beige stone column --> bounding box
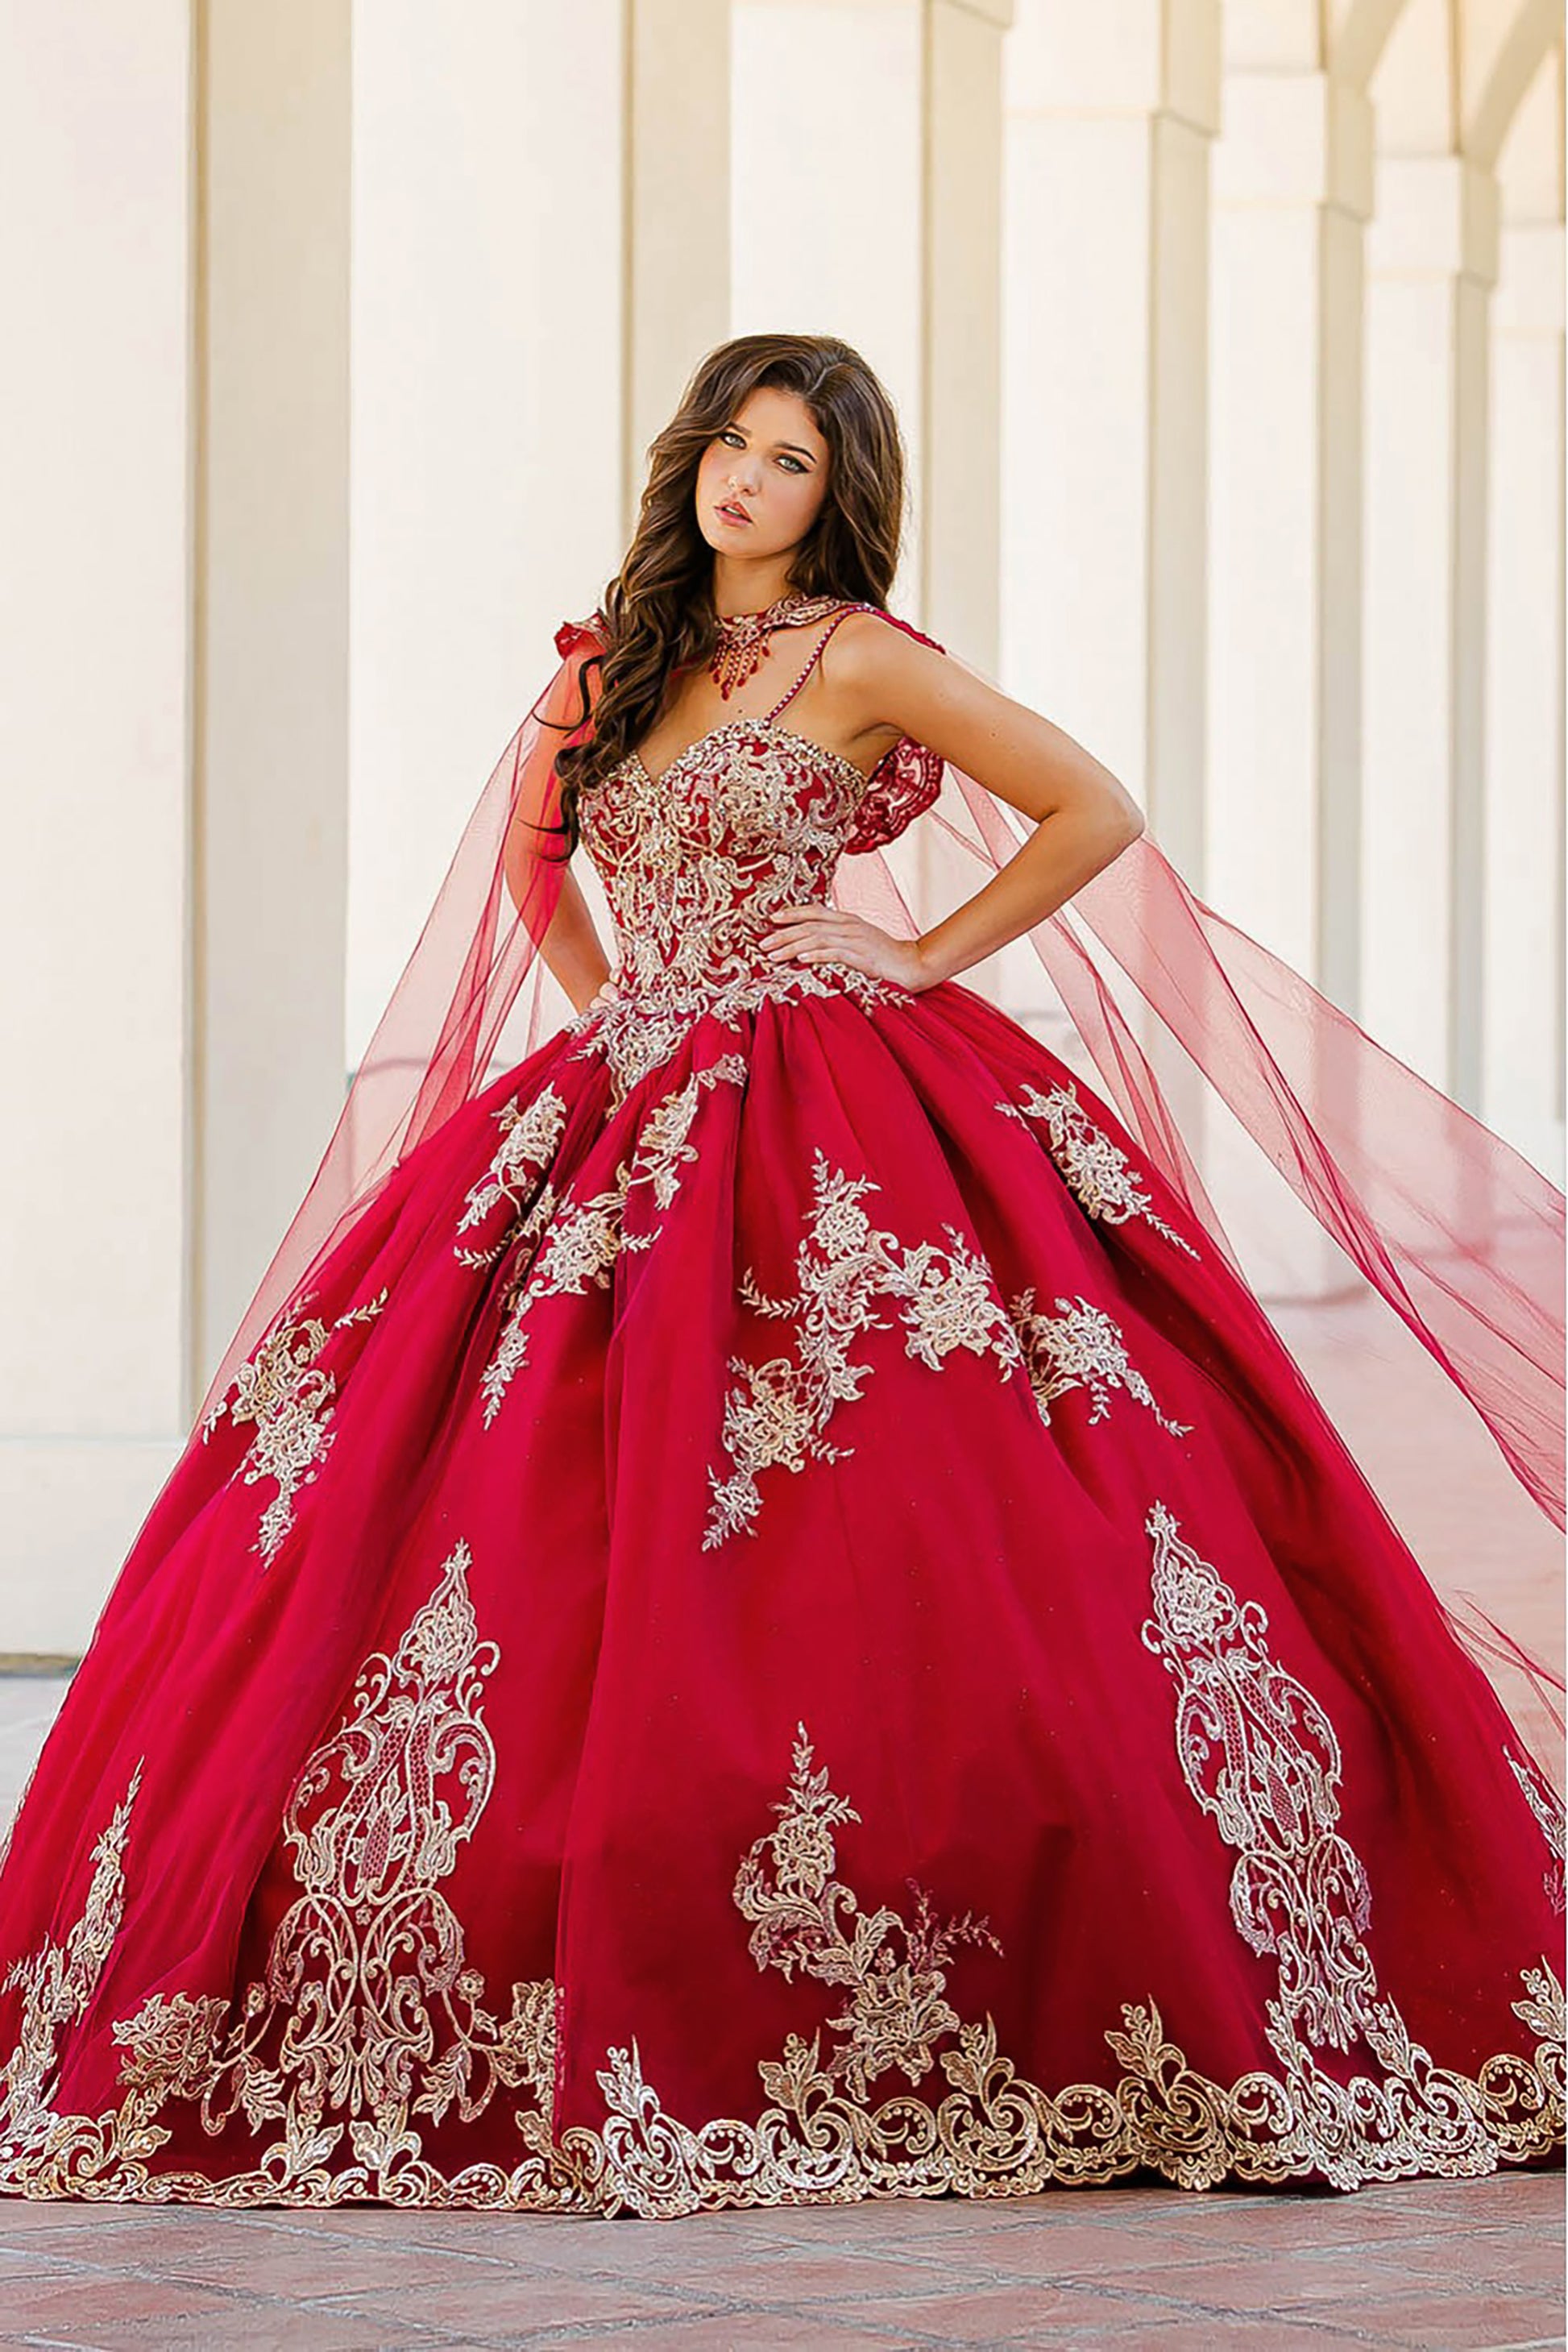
[1483,215,1564,1177]
[0,2,197,1650]
[1208,68,1373,1006]
[195,0,353,1385]
[1002,2,1219,876]
[997,0,1217,1073]
[732,0,1012,666]
[1363,154,1498,1105]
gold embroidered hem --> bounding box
[0,1551,1559,2216]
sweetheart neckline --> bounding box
[621,714,877,795]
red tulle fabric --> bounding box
[199,600,1566,1764]
[0,603,1559,2213]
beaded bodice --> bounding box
[563,602,946,1100]
[578,715,877,1002]
[575,603,946,1005]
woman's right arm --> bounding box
[530,865,616,1016]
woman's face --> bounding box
[694,386,832,565]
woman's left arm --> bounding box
[761,613,1144,991]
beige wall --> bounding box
[0,2,195,1649]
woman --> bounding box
[0,333,1560,2217]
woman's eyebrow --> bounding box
[728,422,819,463]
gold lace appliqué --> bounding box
[1010,1288,1193,1437]
[732,1724,1003,2101]
[1507,1744,1567,1916]
[704,1149,1024,1549]
[0,1545,574,2206]
[204,1291,388,1563]
[454,1083,570,1270]
[571,723,914,1105]
[480,1056,749,1427]
[998,1080,1199,1257]
[1138,1497,1563,2176]
[0,1764,143,2152]
[0,1690,1559,2212]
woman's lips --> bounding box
[717,502,752,527]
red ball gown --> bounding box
[0,604,1561,2217]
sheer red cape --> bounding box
[201,611,1566,1778]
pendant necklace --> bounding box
[708,591,845,699]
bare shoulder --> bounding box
[821,606,945,720]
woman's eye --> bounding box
[716,428,807,475]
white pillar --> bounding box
[998,0,1217,1060]
[732,0,1011,666]
[1208,69,1372,1005]
[1363,155,1499,1104]
[1002,2,1219,874]
[1198,59,1375,1300]
[1483,218,1564,1177]
[0,4,195,1652]
[196,0,353,1384]
[348,0,731,1069]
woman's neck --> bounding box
[711,558,799,620]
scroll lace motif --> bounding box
[1136,1495,1560,2185]
[0,1689,1559,2211]
[0,1547,564,2204]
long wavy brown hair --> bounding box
[545,333,908,858]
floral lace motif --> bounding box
[479,1056,749,1427]
[705,1154,1190,1549]
[732,1724,1003,2101]
[1010,1289,1192,1437]
[704,1151,1024,1549]
[204,1292,388,1563]
[998,1080,1199,1257]
[455,1085,570,1269]
[1507,1745,1567,1915]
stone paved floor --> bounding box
[0,1292,1562,2349]
[0,2167,1560,2349]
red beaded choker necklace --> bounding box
[708,591,845,699]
